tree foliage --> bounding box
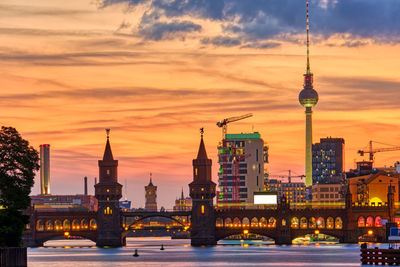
[0,126,39,247]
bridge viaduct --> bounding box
[23,132,396,247]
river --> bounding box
[28,237,366,266]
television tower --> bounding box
[299,1,318,187]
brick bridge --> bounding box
[23,132,396,247]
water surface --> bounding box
[28,237,364,266]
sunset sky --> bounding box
[2,0,400,208]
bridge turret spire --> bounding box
[95,129,123,247]
[189,128,216,246]
[103,128,114,161]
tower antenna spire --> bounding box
[306,0,311,74]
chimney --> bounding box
[39,144,50,195]
[84,176,88,195]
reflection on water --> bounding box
[28,237,362,267]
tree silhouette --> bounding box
[0,126,39,247]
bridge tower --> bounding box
[189,128,216,246]
[95,129,124,247]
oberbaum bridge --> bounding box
[23,131,396,247]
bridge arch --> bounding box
[89,219,97,230]
[37,232,97,245]
[233,217,241,227]
[309,217,316,229]
[366,216,373,227]
[242,217,250,228]
[72,219,80,230]
[326,217,334,229]
[291,217,299,229]
[54,220,62,231]
[268,217,276,228]
[375,216,382,227]
[335,217,343,229]
[251,217,258,227]
[358,216,365,227]
[45,220,53,231]
[260,217,267,227]
[63,219,71,231]
[300,217,307,229]
[225,217,232,227]
[317,217,325,229]
[216,230,277,243]
[81,219,89,230]
[126,214,186,229]
[36,220,44,232]
[216,217,223,227]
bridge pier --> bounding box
[274,230,292,245]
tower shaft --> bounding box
[305,107,313,187]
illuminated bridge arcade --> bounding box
[23,131,396,247]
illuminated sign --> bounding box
[254,192,277,205]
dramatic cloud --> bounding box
[139,20,202,41]
[101,0,400,45]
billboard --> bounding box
[254,192,278,205]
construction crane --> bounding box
[358,140,400,163]
[269,170,305,184]
[217,113,253,139]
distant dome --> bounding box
[299,88,318,107]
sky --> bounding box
[2,0,400,209]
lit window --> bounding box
[195,168,198,175]
[201,205,205,214]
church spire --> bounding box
[103,128,114,161]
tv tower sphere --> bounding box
[299,81,318,107]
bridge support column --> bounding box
[339,230,359,243]
[275,230,292,245]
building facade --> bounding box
[173,189,192,211]
[348,172,400,205]
[145,176,157,211]
[311,183,342,205]
[312,137,345,184]
[217,132,268,207]
[281,182,306,204]
[31,194,98,211]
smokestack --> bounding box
[40,144,50,195]
[84,176,88,195]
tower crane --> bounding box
[217,113,253,139]
[269,170,305,184]
[358,140,400,163]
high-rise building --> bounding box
[312,137,345,184]
[299,1,318,187]
[145,174,157,211]
[39,144,50,195]
[217,132,268,207]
